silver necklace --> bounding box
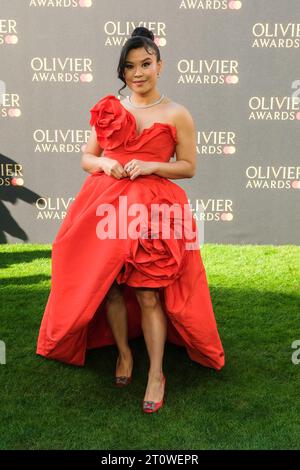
[126,93,165,108]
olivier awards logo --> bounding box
[29,0,93,8]
[248,97,300,121]
[0,163,24,187]
[0,82,21,118]
[104,22,167,47]
[245,166,300,190]
[36,197,75,220]
[30,57,93,83]
[252,23,300,48]
[178,0,242,11]
[198,130,237,157]
[0,19,18,45]
[177,59,239,85]
[33,129,91,154]
[188,198,234,222]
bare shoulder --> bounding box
[165,99,195,130]
[119,96,129,110]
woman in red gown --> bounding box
[36,27,225,413]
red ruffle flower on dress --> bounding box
[89,94,178,151]
[116,196,194,288]
[89,94,135,150]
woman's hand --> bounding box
[124,160,156,181]
[100,157,127,179]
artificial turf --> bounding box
[0,243,299,450]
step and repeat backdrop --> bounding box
[0,0,299,245]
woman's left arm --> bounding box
[151,106,197,179]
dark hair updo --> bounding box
[117,26,161,97]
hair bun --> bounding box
[131,26,154,42]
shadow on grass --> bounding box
[0,247,51,270]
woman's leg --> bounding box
[134,287,167,402]
[105,281,133,376]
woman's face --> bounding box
[123,47,162,94]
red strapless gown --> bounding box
[36,94,225,371]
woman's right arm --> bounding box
[80,127,127,179]
[80,127,106,174]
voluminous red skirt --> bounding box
[36,172,225,371]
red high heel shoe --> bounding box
[115,354,133,387]
[142,375,166,413]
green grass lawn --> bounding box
[0,243,299,450]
